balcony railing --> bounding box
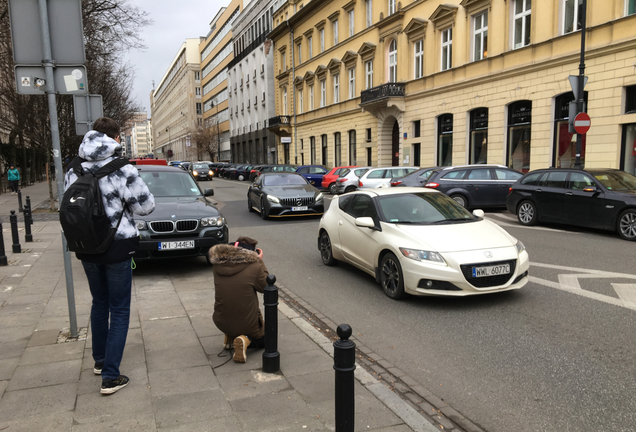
[268,115,291,128]
[360,83,405,104]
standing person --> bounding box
[64,117,155,395]
[7,164,20,195]
[208,236,269,363]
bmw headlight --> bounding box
[209,170,214,175]
[136,220,148,230]
[316,192,324,201]
[193,171,199,176]
[515,239,526,255]
[201,217,225,227]
[399,248,447,265]
[267,195,280,203]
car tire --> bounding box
[328,183,337,195]
[517,200,538,226]
[617,209,636,241]
[450,194,468,208]
[380,253,406,300]
[260,197,269,220]
[247,195,254,212]
[319,231,337,266]
[238,174,244,181]
[344,186,356,193]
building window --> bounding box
[563,0,583,34]
[349,10,355,37]
[320,79,326,107]
[334,132,342,166]
[413,120,421,138]
[320,29,325,52]
[414,39,423,79]
[195,87,201,96]
[310,136,316,164]
[348,68,356,99]
[365,60,373,89]
[553,92,587,168]
[283,87,288,115]
[299,89,303,114]
[333,20,339,45]
[508,100,532,173]
[349,130,357,165]
[194,71,200,80]
[389,0,396,15]
[626,85,636,113]
[513,0,531,49]
[333,74,340,103]
[366,0,373,27]
[297,43,302,63]
[322,134,328,165]
[473,11,488,61]
[437,114,453,166]
[282,52,287,71]
[470,108,489,164]
[388,39,397,82]
[441,28,452,71]
[629,0,636,15]
[308,36,313,59]
[309,84,315,110]
[196,103,202,115]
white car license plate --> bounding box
[159,240,195,250]
[472,264,510,278]
[292,206,308,211]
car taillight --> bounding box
[391,181,403,186]
[358,181,363,187]
[508,187,513,195]
[338,178,346,183]
[424,182,439,188]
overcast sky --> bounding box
[122,0,228,115]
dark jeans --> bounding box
[9,180,19,193]
[81,259,132,380]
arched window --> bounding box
[388,39,397,83]
[437,114,453,166]
[507,100,532,173]
[470,108,488,164]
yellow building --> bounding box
[268,0,636,174]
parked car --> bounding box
[506,168,636,241]
[336,167,373,194]
[249,165,264,182]
[357,167,419,190]
[130,159,168,166]
[134,165,228,261]
[296,165,329,188]
[235,165,253,181]
[177,162,191,171]
[247,172,324,219]
[218,163,239,178]
[221,164,240,179]
[391,167,442,187]
[424,165,523,209]
[190,163,214,181]
[317,187,529,299]
[168,160,183,167]
[322,166,357,194]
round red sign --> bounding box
[573,112,591,134]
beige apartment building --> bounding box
[120,112,153,158]
[199,0,244,162]
[268,0,636,174]
[150,39,203,163]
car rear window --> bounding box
[495,169,523,180]
[367,170,386,179]
[441,170,467,179]
[520,172,543,185]
[354,168,369,177]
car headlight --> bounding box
[316,192,323,201]
[399,247,447,265]
[201,217,225,227]
[515,239,526,255]
[209,170,214,175]
[193,171,198,176]
[136,220,147,230]
[267,195,280,204]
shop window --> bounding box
[334,132,342,166]
[349,130,357,165]
[322,134,328,166]
[553,92,588,168]
[470,108,488,164]
[507,100,532,173]
[437,114,453,166]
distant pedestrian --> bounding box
[208,236,268,363]
[7,164,19,195]
[64,117,155,395]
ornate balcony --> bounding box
[267,115,292,136]
[359,83,406,116]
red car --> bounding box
[322,166,357,194]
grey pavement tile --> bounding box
[208,348,264,372]
[146,345,209,373]
[279,331,324,354]
[0,412,74,432]
[157,417,241,432]
[199,334,225,356]
[20,340,85,365]
[71,414,157,432]
[148,365,219,397]
[287,370,334,404]
[77,367,103,396]
[0,302,46,316]
[138,306,189,322]
[7,359,81,391]
[217,369,292,401]
[279,347,334,378]
[176,289,215,307]
[277,316,304,335]
[0,380,7,399]
[0,357,20,380]
[120,342,146,366]
[143,329,201,352]
[0,382,78,421]
[4,293,51,305]
[0,323,34,343]
[188,314,222,338]
[152,389,233,429]
[140,316,193,334]
[35,313,90,331]
[27,328,60,346]
[0,339,29,360]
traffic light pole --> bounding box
[574,0,587,169]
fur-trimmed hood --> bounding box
[209,244,261,277]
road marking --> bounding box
[486,217,578,233]
[612,284,636,307]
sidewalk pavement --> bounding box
[0,215,453,432]
[0,179,57,220]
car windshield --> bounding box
[377,192,476,224]
[263,174,308,186]
[591,171,636,191]
[193,164,208,170]
[140,171,202,197]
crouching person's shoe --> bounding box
[233,336,251,363]
[223,334,232,350]
[101,375,129,395]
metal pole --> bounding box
[17,190,23,212]
[10,210,21,254]
[574,0,587,169]
[262,274,280,373]
[0,220,8,266]
[26,196,33,226]
[23,204,32,243]
[38,0,78,338]
[334,324,356,432]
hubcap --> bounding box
[320,234,331,261]
[620,213,636,238]
[453,196,465,207]
[382,259,399,293]
[519,203,534,223]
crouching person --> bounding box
[208,236,268,363]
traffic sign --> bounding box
[73,95,103,135]
[568,75,588,100]
[15,65,87,95]
[573,112,591,134]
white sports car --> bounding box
[317,187,529,299]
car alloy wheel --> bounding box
[518,201,538,226]
[618,210,636,241]
[451,194,467,208]
[247,195,254,212]
[319,231,337,266]
[238,174,244,181]
[380,253,406,300]
[260,197,268,220]
[329,183,337,194]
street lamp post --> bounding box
[574,0,587,169]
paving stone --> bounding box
[152,389,233,429]
[286,369,334,403]
[71,414,157,432]
[189,314,221,338]
[0,412,74,432]
[0,339,29,360]
[26,328,60,346]
[20,340,84,365]
[157,417,241,431]
[279,347,334,378]
[0,357,20,380]
[143,329,201,352]
[146,345,209,373]
[217,369,291,401]
[0,311,42,327]
[279,330,324,354]
[0,382,77,421]
[7,359,81,391]
[148,365,219,397]
[140,316,192,334]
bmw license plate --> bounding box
[472,264,510,278]
[159,241,195,250]
[291,206,308,211]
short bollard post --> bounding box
[0,221,8,266]
[262,274,280,373]
[25,196,33,226]
[23,205,33,242]
[334,324,356,432]
[17,190,23,212]
[10,210,21,253]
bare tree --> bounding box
[191,122,221,162]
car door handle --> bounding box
[536,189,543,193]
[467,184,474,187]
[338,220,343,226]
[565,192,573,196]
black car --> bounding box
[235,165,253,181]
[424,164,523,209]
[190,163,214,181]
[392,166,442,187]
[135,165,229,260]
[247,172,324,219]
[506,168,636,241]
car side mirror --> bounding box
[355,217,377,229]
[583,186,598,193]
[472,209,485,218]
[204,189,214,196]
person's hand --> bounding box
[256,248,263,259]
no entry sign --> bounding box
[574,112,591,134]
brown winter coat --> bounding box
[209,243,269,339]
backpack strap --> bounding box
[69,156,87,177]
[93,157,131,179]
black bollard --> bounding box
[334,324,356,432]
[0,221,7,266]
[23,205,32,242]
[17,190,23,212]
[262,274,280,373]
[10,210,21,253]
[25,196,33,226]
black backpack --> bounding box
[59,157,130,254]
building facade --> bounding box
[120,112,153,158]
[228,0,281,164]
[150,39,202,163]
[268,0,636,174]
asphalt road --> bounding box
[157,178,636,432]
